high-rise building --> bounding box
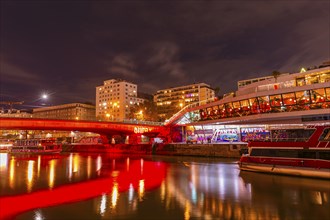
[33,103,96,120]
[96,79,144,121]
[154,83,215,120]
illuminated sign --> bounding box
[134,127,151,134]
[241,127,268,133]
[217,128,238,134]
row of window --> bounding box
[103,82,136,88]
[98,97,140,103]
[250,149,330,160]
[99,93,136,99]
[199,87,330,121]
[238,71,329,89]
[99,88,137,95]
[156,89,200,97]
[157,86,199,94]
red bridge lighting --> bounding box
[0,160,168,219]
[0,118,169,137]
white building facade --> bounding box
[96,79,144,121]
[33,103,96,120]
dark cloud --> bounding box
[0,0,329,107]
[147,42,186,79]
[106,54,139,79]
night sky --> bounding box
[1,1,329,109]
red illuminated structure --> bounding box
[165,66,330,125]
[239,125,330,179]
[0,117,171,143]
[0,159,167,219]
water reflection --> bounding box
[0,154,329,220]
[238,171,330,220]
[0,153,8,170]
[27,160,34,192]
[48,160,55,189]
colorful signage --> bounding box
[134,127,151,134]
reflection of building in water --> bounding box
[1,154,329,219]
[162,163,255,219]
[160,162,330,220]
[239,171,330,219]
[89,159,330,219]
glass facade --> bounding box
[198,87,330,122]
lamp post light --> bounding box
[106,113,111,121]
[138,110,144,121]
[42,94,48,100]
[40,92,50,106]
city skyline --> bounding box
[1,1,329,108]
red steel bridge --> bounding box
[0,117,171,142]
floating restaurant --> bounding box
[166,63,330,144]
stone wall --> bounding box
[155,143,247,158]
[63,143,248,158]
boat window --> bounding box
[298,151,316,159]
[319,72,330,83]
[276,150,298,158]
[296,77,306,86]
[295,90,311,110]
[251,149,324,159]
[271,129,314,142]
[250,149,276,157]
[232,101,240,109]
[326,88,330,101]
[269,94,282,107]
[305,74,319,85]
[319,128,330,141]
[258,96,271,113]
[311,89,326,102]
[282,93,296,106]
[319,152,330,160]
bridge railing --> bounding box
[164,97,217,125]
[122,119,164,126]
[0,116,164,127]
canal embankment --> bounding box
[62,142,248,158]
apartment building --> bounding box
[33,103,96,120]
[96,79,144,121]
[154,83,215,120]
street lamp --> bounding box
[39,92,51,106]
[138,110,143,121]
[106,113,110,121]
[42,94,48,100]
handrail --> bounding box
[164,97,217,125]
[249,137,310,142]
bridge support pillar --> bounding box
[100,135,110,144]
[128,134,139,145]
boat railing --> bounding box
[272,137,310,142]
[249,137,310,142]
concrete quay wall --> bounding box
[63,143,248,158]
[155,143,247,158]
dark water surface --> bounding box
[0,152,329,220]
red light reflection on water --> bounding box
[0,158,167,220]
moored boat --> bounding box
[238,124,330,179]
[9,138,62,154]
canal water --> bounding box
[0,152,329,220]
